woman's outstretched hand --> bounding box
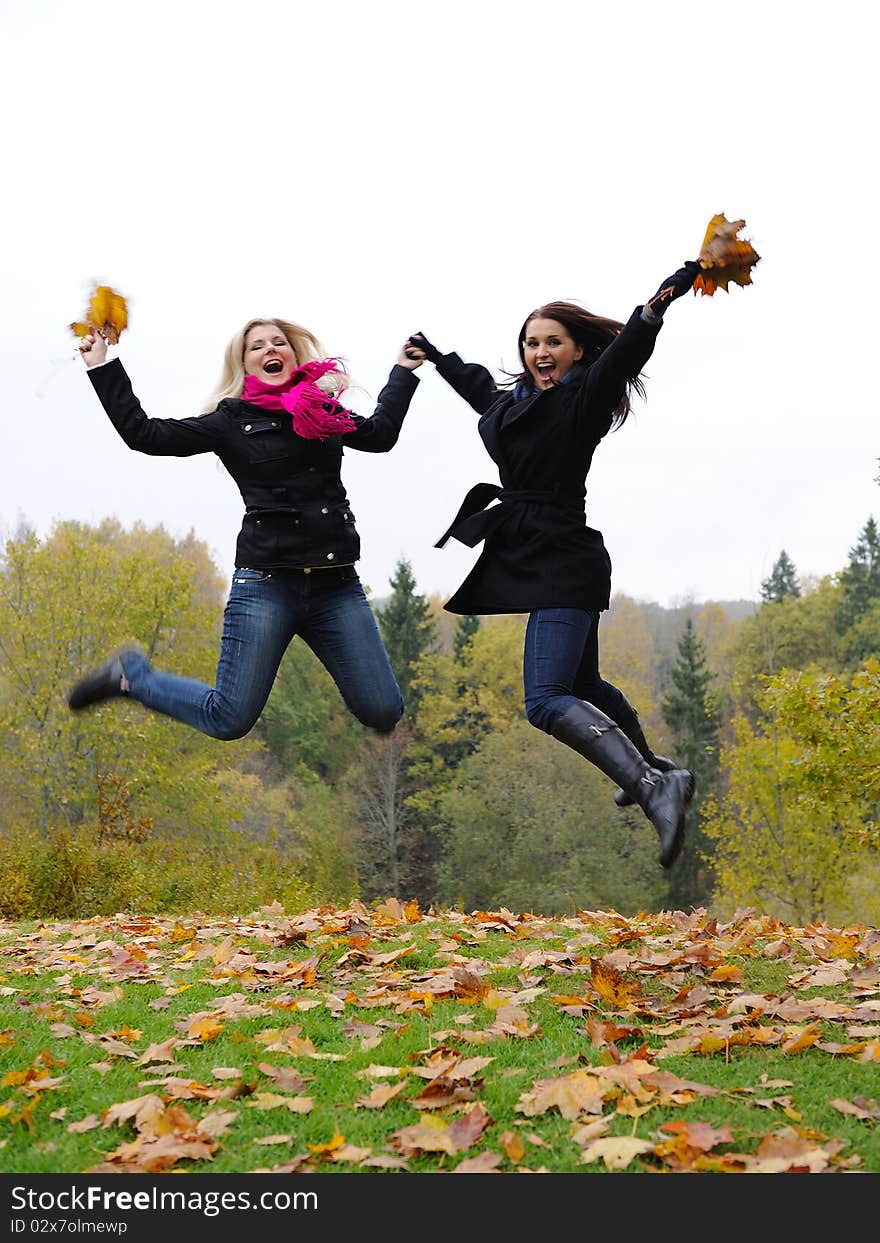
[405,331,443,364]
[398,339,424,370]
[77,325,108,368]
[647,261,702,314]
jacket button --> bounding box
[321,507,329,514]
[244,424,252,431]
[326,553,335,560]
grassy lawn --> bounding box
[1,902,878,1175]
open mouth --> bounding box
[263,359,283,375]
[537,363,555,381]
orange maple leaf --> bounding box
[694,214,761,296]
[69,283,129,344]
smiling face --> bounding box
[243,322,298,385]
[522,317,584,389]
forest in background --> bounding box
[1,494,878,927]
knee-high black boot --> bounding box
[551,701,694,868]
[609,694,676,808]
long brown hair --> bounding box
[513,300,646,427]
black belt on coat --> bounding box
[435,484,585,549]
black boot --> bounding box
[608,693,676,807]
[551,701,694,868]
[68,649,139,712]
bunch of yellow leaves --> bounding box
[69,284,129,344]
[694,214,761,296]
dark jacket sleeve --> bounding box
[87,358,224,455]
[342,364,420,453]
[433,352,500,415]
[578,307,662,422]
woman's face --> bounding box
[243,322,297,385]
[522,317,583,389]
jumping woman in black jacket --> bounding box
[68,317,421,740]
[405,261,701,868]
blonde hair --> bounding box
[204,317,351,411]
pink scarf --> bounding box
[241,358,356,440]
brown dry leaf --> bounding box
[361,1154,410,1169]
[781,1022,823,1053]
[246,1092,314,1114]
[452,1151,503,1173]
[579,1136,655,1170]
[830,1096,880,1121]
[590,958,642,1008]
[391,1114,459,1158]
[516,1070,607,1120]
[187,1017,224,1042]
[102,1093,165,1130]
[694,214,760,295]
[354,1081,408,1110]
[67,1115,101,1133]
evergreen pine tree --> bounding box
[760,549,801,603]
[661,619,721,908]
[837,516,880,632]
[453,614,480,664]
[377,558,435,711]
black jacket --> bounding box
[87,358,419,570]
[433,307,662,615]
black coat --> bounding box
[87,358,419,570]
[434,308,662,615]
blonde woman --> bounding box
[69,317,420,741]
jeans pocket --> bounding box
[233,567,273,584]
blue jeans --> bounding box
[523,608,629,735]
[119,566,404,740]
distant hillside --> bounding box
[373,589,757,663]
[631,598,757,663]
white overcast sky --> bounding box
[2,0,876,607]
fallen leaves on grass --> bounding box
[1,903,878,1173]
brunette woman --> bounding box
[405,262,701,868]
[68,317,421,741]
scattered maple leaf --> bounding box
[694,214,761,295]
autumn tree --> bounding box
[702,661,880,924]
[436,720,665,915]
[350,725,414,901]
[728,578,842,720]
[378,558,436,711]
[760,550,801,604]
[0,520,261,845]
[258,640,365,782]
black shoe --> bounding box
[641,769,695,868]
[68,650,137,712]
[614,754,676,807]
[551,701,695,869]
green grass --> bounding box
[1,905,878,1175]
